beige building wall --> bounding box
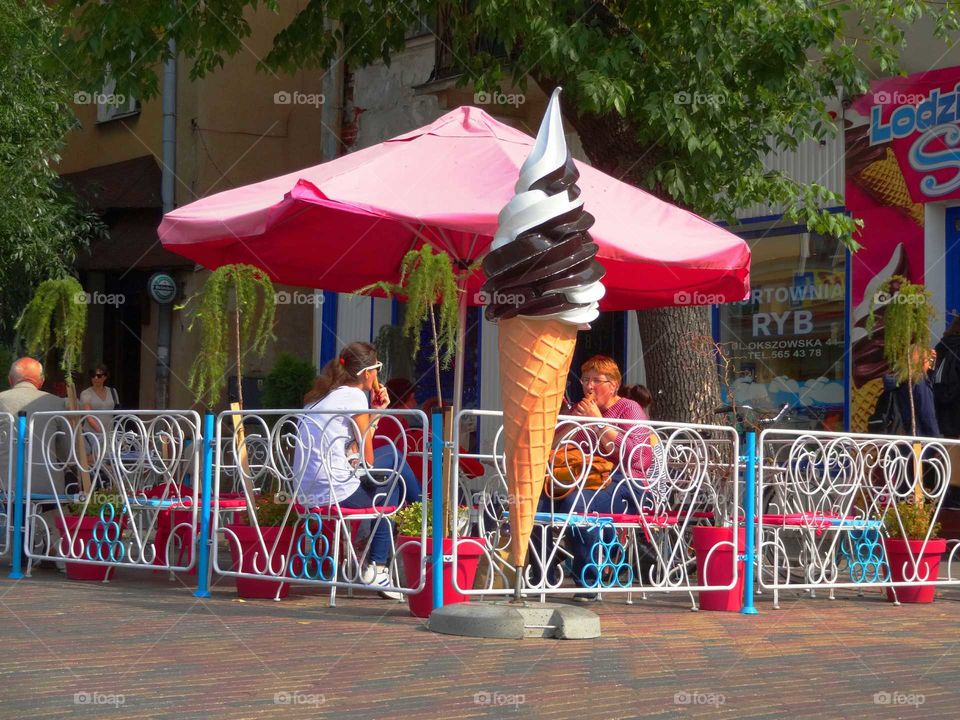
[59,2,330,411]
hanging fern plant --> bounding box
[360,246,466,405]
[178,264,276,407]
[16,277,87,394]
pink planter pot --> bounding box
[227,524,295,599]
[55,514,127,582]
[398,536,486,618]
[883,537,946,604]
[692,525,746,612]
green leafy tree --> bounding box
[56,0,960,421]
[0,0,105,345]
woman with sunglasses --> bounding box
[296,341,410,599]
[79,363,119,438]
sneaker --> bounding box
[571,592,599,603]
[369,563,403,601]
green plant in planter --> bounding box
[262,352,316,409]
[16,277,86,397]
[394,501,469,538]
[252,494,294,527]
[360,246,468,407]
[884,500,941,541]
[178,264,276,407]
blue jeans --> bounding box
[339,479,400,565]
[372,444,421,504]
[535,479,645,588]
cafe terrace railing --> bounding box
[207,409,429,603]
[756,428,960,607]
[449,410,743,606]
[20,410,201,574]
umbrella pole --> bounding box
[442,282,469,538]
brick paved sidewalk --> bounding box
[0,569,957,719]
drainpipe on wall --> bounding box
[156,39,176,409]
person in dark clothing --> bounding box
[934,318,960,508]
[934,317,960,438]
[887,372,941,438]
[880,346,940,437]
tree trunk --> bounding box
[635,306,720,424]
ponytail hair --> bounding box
[304,341,379,405]
[619,383,653,411]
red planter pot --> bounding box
[883,537,946,604]
[55,514,127,582]
[692,525,746,612]
[227,524,296,599]
[398,535,486,618]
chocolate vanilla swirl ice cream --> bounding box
[481,105,605,323]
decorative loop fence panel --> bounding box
[23,411,202,574]
[757,429,960,606]
[211,409,429,603]
[450,410,742,606]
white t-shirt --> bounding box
[294,385,369,506]
[79,386,117,442]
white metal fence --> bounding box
[22,411,201,574]
[0,412,14,556]
[450,410,742,606]
[209,409,429,604]
[757,428,960,606]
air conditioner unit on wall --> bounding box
[95,76,140,123]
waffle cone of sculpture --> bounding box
[851,377,885,433]
[499,316,578,567]
[859,149,925,226]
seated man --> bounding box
[0,358,69,564]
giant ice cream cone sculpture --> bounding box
[482,88,605,568]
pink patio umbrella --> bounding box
[159,106,750,311]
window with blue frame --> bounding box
[716,230,847,430]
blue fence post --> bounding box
[194,412,215,598]
[741,431,759,615]
[431,411,444,610]
[8,412,27,580]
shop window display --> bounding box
[717,231,846,430]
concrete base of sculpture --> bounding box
[427,601,601,640]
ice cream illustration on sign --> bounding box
[481,87,606,574]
